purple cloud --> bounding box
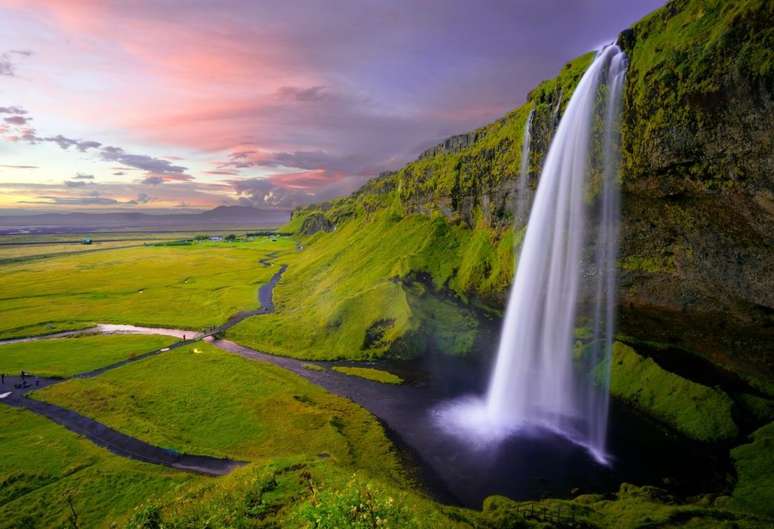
[4,115,28,125]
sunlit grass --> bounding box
[332,366,403,384]
[0,406,198,529]
[0,334,176,377]
[0,238,294,340]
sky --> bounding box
[0,0,664,213]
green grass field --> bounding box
[0,334,176,377]
[34,343,404,480]
[332,366,404,384]
[0,241,147,261]
[0,406,198,529]
[0,238,294,340]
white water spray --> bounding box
[436,45,627,464]
[516,109,534,224]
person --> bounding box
[1,373,4,384]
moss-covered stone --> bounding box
[731,421,774,516]
[605,342,738,442]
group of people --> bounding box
[0,371,40,389]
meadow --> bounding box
[0,406,199,529]
[34,342,404,474]
[0,241,150,262]
[0,237,295,340]
[0,334,176,377]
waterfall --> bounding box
[516,109,534,224]
[435,44,626,465]
[487,44,626,462]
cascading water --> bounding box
[436,44,626,465]
[516,108,534,224]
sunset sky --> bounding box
[0,0,663,213]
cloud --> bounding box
[228,170,365,209]
[0,164,38,169]
[141,175,164,185]
[1,106,193,185]
[276,85,328,102]
[21,195,121,206]
[0,106,27,114]
[43,134,102,151]
[113,171,125,176]
[74,173,95,179]
[3,115,28,125]
[0,49,32,77]
[100,146,191,181]
[65,180,88,187]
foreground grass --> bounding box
[123,458,482,529]
[0,334,176,377]
[35,343,404,481]
[0,406,197,529]
[0,239,294,339]
[333,366,403,384]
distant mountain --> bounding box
[0,206,290,234]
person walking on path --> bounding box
[1,373,4,385]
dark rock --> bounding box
[299,212,334,235]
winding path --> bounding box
[1,378,241,476]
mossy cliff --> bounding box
[272,0,773,389]
[602,342,738,442]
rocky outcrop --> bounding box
[299,212,334,235]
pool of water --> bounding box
[314,352,727,508]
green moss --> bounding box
[731,421,774,517]
[482,483,774,529]
[620,255,677,273]
[623,0,773,191]
[302,362,326,372]
[603,342,738,442]
[735,393,774,426]
[332,366,403,385]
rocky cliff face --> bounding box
[290,0,773,386]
